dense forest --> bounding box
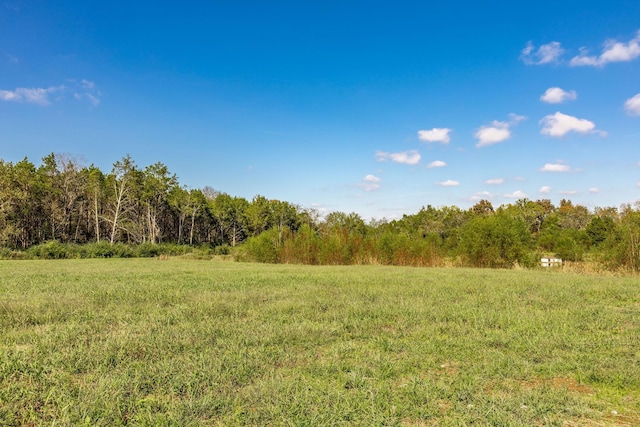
[1,153,639,272]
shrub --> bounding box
[26,241,72,259]
[0,247,22,260]
[236,230,280,263]
[134,242,162,258]
[458,214,533,268]
[214,244,232,256]
[79,242,133,258]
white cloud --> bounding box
[540,163,571,172]
[504,190,528,199]
[637,181,640,188]
[470,191,494,201]
[81,79,96,89]
[485,178,504,185]
[570,30,640,67]
[540,87,577,104]
[540,112,605,137]
[0,90,19,101]
[437,180,460,187]
[475,114,524,147]
[418,128,451,144]
[475,121,510,147]
[539,186,552,194]
[558,190,578,195]
[0,86,61,105]
[375,150,421,165]
[359,174,381,191]
[589,187,600,193]
[521,41,564,65]
[0,80,100,106]
[624,93,640,116]
[310,203,329,215]
[509,113,526,123]
[427,160,446,168]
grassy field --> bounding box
[0,259,639,426]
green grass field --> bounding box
[1,259,639,426]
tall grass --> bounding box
[1,259,638,425]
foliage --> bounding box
[458,214,533,268]
[586,215,617,247]
[26,240,73,259]
[601,210,640,272]
[21,242,205,259]
[2,153,640,271]
[553,229,587,262]
[235,228,281,263]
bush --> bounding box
[79,242,134,258]
[236,230,280,263]
[214,244,232,256]
[601,213,640,272]
[0,247,23,260]
[555,233,584,262]
[26,241,74,259]
[458,214,533,268]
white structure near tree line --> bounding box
[541,257,563,267]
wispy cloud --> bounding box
[539,186,552,194]
[0,80,101,106]
[521,41,564,65]
[81,79,95,89]
[540,87,577,104]
[540,112,605,137]
[589,187,600,194]
[558,190,578,195]
[540,163,571,172]
[624,93,640,116]
[418,128,451,144]
[504,190,528,199]
[375,150,421,165]
[475,114,525,147]
[72,79,101,106]
[436,179,460,187]
[74,92,101,106]
[484,178,504,185]
[570,30,640,67]
[427,160,446,168]
[359,174,381,191]
[0,86,62,106]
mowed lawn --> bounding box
[1,259,639,426]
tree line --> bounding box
[1,153,639,272]
[0,153,301,249]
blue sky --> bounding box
[1,1,639,219]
